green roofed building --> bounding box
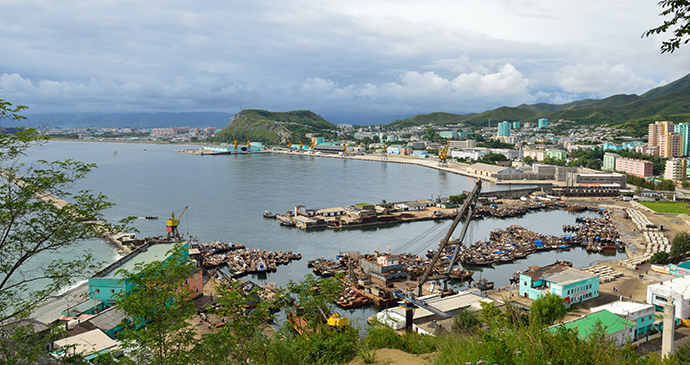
[551,309,635,347]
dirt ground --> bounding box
[345,348,436,365]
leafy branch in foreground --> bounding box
[643,0,690,53]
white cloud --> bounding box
[556,63,661,97]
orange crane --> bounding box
[166,206,188,241]
[381,141,391,160]
[246,134,251,148]
[232,133,238,149]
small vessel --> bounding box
[474,278,494,291]
[145,216,158,220]
[263,211,276,219]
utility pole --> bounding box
[662,297,676,358]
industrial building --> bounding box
[590,301,656,338]
[647,276,690,318]
[519,263,599,307]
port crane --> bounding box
[438,138,450,167]
[166,206,188,241]
[415,179,482,296]
[232,133,238,149]
[381,141,391,161]
[392,289,451,332]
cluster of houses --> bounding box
[27,242,203,360]
[375,260,690,351]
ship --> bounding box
[474,278,494,291]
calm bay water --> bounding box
[25,141,625,322]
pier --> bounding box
[0,169,133,253]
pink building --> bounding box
[615,157,653,178]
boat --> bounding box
[144,216,158,220]
[474,278,494,291]
[263,211,276,219]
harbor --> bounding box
[25,142,688,328]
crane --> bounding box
[298,140,304,150]
[232,133,238,149]
[392,289,451,332]
[438,138,450,167]
[166,206,188,241]
[246,134,251,148]
[381,141,391,161]
[415,179,481,296]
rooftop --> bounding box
[53,329,119,355]
[104,242,178,279]
[590,301,654,316]
[554,309,635,338]
[544,268,598,286]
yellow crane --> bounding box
[438,138,450,167]
[298,140,304,149]
[166,206,188,241]
[246,133,251,148]
[309,139,316,149]
[381,141,391,160]
[232,133,238,149]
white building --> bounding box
[376,290,493,334]
[590,301,656,338]
[647,276,690,319]
[450,150,486,160]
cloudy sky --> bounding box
[1,0,689,124]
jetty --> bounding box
[0,169,135,253]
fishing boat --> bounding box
[263,211,276,219]
[474,278,494,291]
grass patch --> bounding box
[638,201,690,214]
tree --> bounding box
[0,98,131,323]
[452,307,480,334]
[522,156,535,166]
[114,244,200,365]
[530,293,566,326]
[644,0,690,53]
[651,251,670,264]
[670,231,690,259]
[682,180,689,189]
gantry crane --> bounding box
[438,138,450,167]
[166,206,188,241]
[415,179,481,295]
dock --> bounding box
[0,169,134,253]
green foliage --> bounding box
[434,320,649,365]
[114,244,200,365]
[479,301,504,326]
[541,156,567,166]
[448,193,468,204]
[651,251,671,264]
[366,319,437,354]
[479,152,508,165]
[357,344,377,364]
[386,112,469,129]
[252,325,359,365]
[522,156,535,166]
[210,109,336,145]
[670,231,690,259]
[529,293,566,326]
[451,307,480,334]
[0,99,133,324]
[643,0,690,53]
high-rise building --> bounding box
[674,123,690,156]
[603,152,619,171]
[538,118,548,128]
[665,159,687,182]
[497,121,511,137]
[512,121,521,129]
[660,132,682,158]
[648,121,674,156]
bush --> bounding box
[366,320,437,355]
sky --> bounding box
[1,0,689,125]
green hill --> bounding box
[384,72,690,128]
[210,109,336,145]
